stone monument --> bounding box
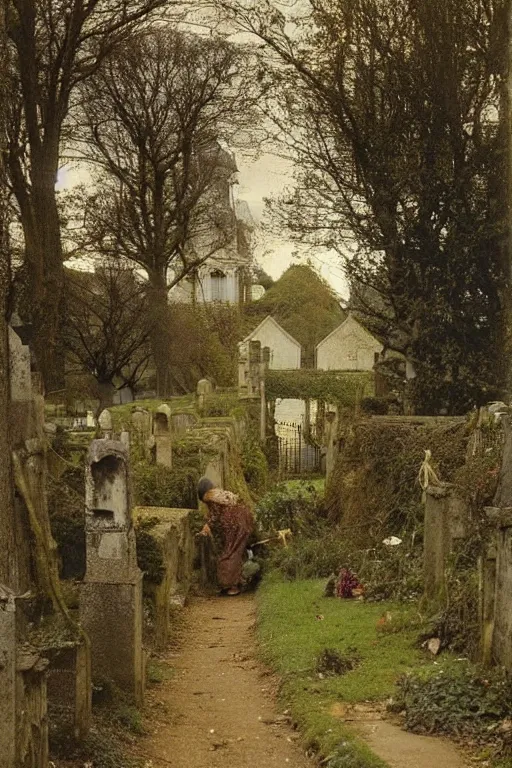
[80,440,144,704]
[197,378,213,411]
[154,404,172,468]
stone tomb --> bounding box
[154,404,172,468]
[80,440,144,705]
[133,507,195,649]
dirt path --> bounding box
[136,594,468,768]
[138,594,312,768]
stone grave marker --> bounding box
[154,404,172,468]
[80,440,144,705]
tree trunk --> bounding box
[148,270,172,398]
[0,215,17,590]
[26,157,66,393]
[95,381,116,418]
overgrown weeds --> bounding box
[394,663,512,760]
[326,418,469,546]
[256,480,326,534]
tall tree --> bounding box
[77,27,263,394]
[0,0,16,589]
[4,0,172,391]
[224,0,508,413]
[63,263,153,412]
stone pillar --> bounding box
[423,484,452,600]
[482,507,512,669]
[249,340,262,397]
[325,410,338,481]
[479,533,497,666]
[154,404,172,468]
[80,440,144,705]
[196,378,213,412]
[98,409,112,439]
[238,342,249,396]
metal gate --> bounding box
[277,422,321,477]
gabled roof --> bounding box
[243,315,301,348]
[316,312,383,351]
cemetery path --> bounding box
[137,594,313,768]
[135,594,468,768]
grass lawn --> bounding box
[280,478,326,495]
[256,577,432,768]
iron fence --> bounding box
[277,421,322,477]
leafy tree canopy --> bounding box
[244,263,345,366]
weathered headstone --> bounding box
[8,326,31,402]
[154,404,172,468]
[86,411,96,429]
[80,440,144,704]
[197,378,213,411]
[98,409,112,438]
[132,408,152,457]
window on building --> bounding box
[210,269,227,302]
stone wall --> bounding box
[134,507,196,649]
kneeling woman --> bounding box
[197,477,254,596]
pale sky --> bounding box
[235,151,349,298]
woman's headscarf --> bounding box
[197,476,215,501]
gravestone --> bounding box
[154,404,172,468]
[80,440,144,704]
[132,408,152,457]
[197,379,213,411]
[86,411,96,429]
[8,326,31,402]
[98,409,112,438]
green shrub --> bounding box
[241,435,269,495]
[268,531,346,580]
[256,481,325,534]
[134,517,165,585]
[47,464,86,579]
[132,460,200,509]
[201,392,240,417]
[360,396,389,415]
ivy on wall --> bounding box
[265,369,375,404]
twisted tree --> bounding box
[221,0,509,413]
[76,27,263,394]
[4,0,173,391]
[63,263,153,412]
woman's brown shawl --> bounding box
[203,488,254,588]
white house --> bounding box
[243,316,301,370]
[169,146,255,306]
[316,314,383,371]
